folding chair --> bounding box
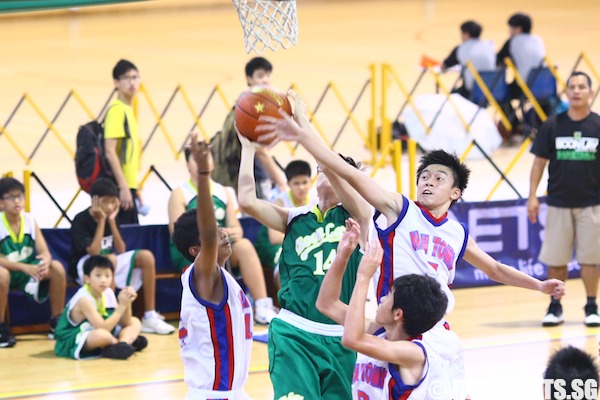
[470,68,509,108]
[521,66,558,133]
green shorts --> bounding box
[10,267,49,304]
[268,318,356,400]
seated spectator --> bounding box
[167,145,278,325]
[497,12,547,140]
[55,255,147,360]
[497,12,546,98]
[69,178,174,335]
[543,346,599,400]
[254,159,316,290]
[442,20,496,99]
[0,177,66,347]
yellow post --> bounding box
[369,63,377,165]
[23,170,31,213]
[392,140,402,194]
[380,64,391,161]
[408,139,417,200]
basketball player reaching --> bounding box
[256,90,565,399]
[173,134,253,400]
[237,131,372,399]
[317,219,449,399]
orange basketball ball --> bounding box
[235,85,293,144]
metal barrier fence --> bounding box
[2,54,597,225]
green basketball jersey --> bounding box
[278,205,362,324]
[0,212,37,263]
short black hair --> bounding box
[392,274,447,337]
[112,59,138,80]
[416,150,471,207]
[83,255,114,276]
[460,20,482,39]
[285,160,312,181]
[544,346,599,400]
[0,177,25,198]
[90,178,119,198]
[245,57,273,78]
[567,71,593,90]
[508,13,532,34]
[172,209,199,262]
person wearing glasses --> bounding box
[0,177,67,348]
[104,59,143,224]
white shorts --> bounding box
[75,251,142,290]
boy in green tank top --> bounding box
[0,177,66,347]
[238,130,372,399]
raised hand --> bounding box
[90,195,107,220]
[117,286,138,305]
[338,218,360,257]
[357,238,384,279]
[189,132,211,174]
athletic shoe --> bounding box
[102,342,135,360]
[0,323,16,348]
[48,316,59,339]
[131,335,148,352]
[254,297,278,325]
[584,304,600,327]
[542,303,564,327]
[141,315,175,335]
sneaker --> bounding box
[584,304,600,327]
[48,316,59,339]
[132,335,148,352]
[102,342,135,360]
[0,323,16,348]
[141,315,175,335]
[542,303,564,327]
[254,297,278,325]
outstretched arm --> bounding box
[256,91,403,224]
[189,134,222,298]
[316,219,360,324]
[463,236,565,298]
[237,132,289,233]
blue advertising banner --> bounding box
[449,197,581,288]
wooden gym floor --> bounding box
[0,0,600,399]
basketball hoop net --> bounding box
[232,0,298,54]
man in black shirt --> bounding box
[528,71,600,327]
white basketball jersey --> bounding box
[352,329,447,400]
[372,196,468,313]
[179,265,253,392]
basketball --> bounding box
[234,85,293,143]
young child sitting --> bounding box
[54,255,147,360]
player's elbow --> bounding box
[341,333,360,350]
[315,298,328,316]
